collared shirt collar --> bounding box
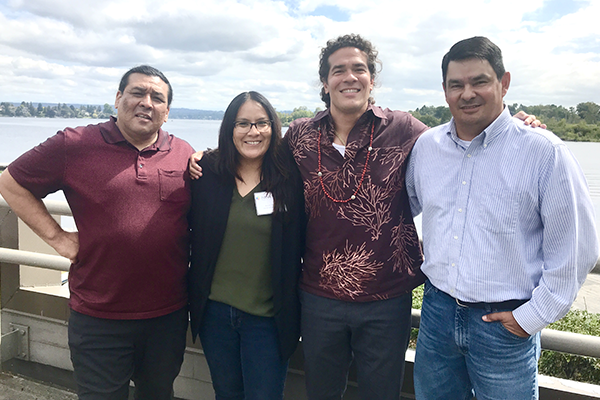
[313,103,385,125]
[447,105,511,148]
[100,116,171,151]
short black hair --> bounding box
[118,65,173,106]
[442,36,505,85]
[318,34,380,107]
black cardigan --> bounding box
[188,151,306,361]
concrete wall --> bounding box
[18,218,63,288]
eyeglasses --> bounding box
[233,120,272,134]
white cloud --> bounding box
[0,0,598,111]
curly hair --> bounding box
[318,34,381,107]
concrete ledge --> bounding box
[540,375,600,398]
[0,371,77,400]
[3,308,600,399]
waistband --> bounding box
[454,297,528,311]
[434,284,528,311]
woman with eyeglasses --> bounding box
[188,91,305,400]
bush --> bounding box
[409,285,424,347]
[540,310,600,384]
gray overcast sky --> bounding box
[1,0,598,112]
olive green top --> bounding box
[209,183,274,316]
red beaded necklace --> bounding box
[317,120,374,203]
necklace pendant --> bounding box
[317,119,374,204]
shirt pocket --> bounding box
[158,169,189,203]
[368,146,405,189]
[474,189,519,234]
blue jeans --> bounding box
[300,290,413,400]
[414,281,540,400]
[198,300,288,400]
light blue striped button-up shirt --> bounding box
[406,107,599,334]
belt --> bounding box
[454,297,528,311]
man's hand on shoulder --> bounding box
[482,311,530,337]
[513,111,547,129]
[189,151,204,180]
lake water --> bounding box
[0,117,222,163]
[1,117,599,234]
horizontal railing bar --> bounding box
[410,309,600,359]
[0,196,72,216]
[0,247,70,271]
[3,197,600,361]
[541,328,600,358]
[1,247,600,358]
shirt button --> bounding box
[483,144,487,148]
[467,154,472,158]
[451,263,455,266]
[454,236,458,240]
[139,164,143,168]
[462,181,466,185]
[458,208,463,212]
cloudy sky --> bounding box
[1,0,598,113]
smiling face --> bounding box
[444,58,510,140]
[114,73,170,148]
[323,47,374,120]
[233,100,272,166]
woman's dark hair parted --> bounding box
[208,91,297,215]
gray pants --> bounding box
[300,290,412,400]
[68,307,188,400]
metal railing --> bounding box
[2,196,600,399]
[2,196,600,359]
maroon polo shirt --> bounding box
[286,106,428,302]
[9,117,194,319]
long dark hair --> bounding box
[211,91,296,215]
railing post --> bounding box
[0,204,20,366]
[0,206,19,309]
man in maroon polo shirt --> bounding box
[0,65,194,400]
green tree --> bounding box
[15,102,31,117]
[290,106,313,120]
[411,111,440,127]
[576,102,600,124]
[103,103,114,115]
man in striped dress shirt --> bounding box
[406,36,599,399]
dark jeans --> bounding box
[68,307,188,400]
[300,290,413,400]
[199,300,288,400]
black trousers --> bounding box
[300,291,413,400]
[68,307,188,400]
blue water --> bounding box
[1,117,599,235]
[0,117,222,163]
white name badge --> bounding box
[254,191,274,216]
